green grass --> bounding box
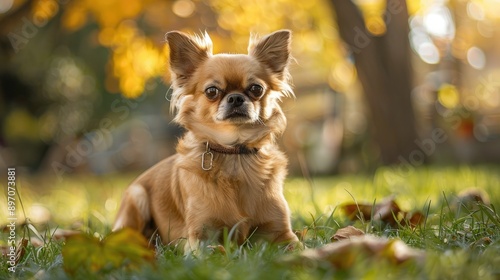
[2,165,500,279]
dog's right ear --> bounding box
[166,31,212,83]
[248,30,291,78]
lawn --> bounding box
[2,165,500,279]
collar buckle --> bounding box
[201,142,214,171]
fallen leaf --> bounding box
[331,226,364,241]
[62,228,155,276]
[341,196,424,228]
[341,204,373,221]
[457,188,490,205]
[406,211,425,228]
[451,188,491,213]
[469,237,492,249]
[282,235,425,269]
[342,196,400,223]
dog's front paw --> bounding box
[281,240,304,252]
[183,238,201,256]
[273,231,304,252]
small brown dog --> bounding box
[113,30,299,252]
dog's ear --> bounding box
[166,31,212,82]
[248,30,291,77]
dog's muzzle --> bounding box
[223,93,251,120]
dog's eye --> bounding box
[248,84,264,98]
[205,87,220,100]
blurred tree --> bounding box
[1,0,500,172]
[331,0,420,165]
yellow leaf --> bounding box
[283,235,425,269]
[62,228,154,276]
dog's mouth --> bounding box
[223,109,251,121]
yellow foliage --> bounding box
[366,16,386,36]
[62,228,154,276]
[438,84,460,109]
[61,1,87,31]
[355,0,386,36]
[480,0,500,20]
[59,0,478,99]
[61,0,166,98]
[407,0,422,15]
[329,61,356,92]
[108,22,166,98]
[207,0,346,89]
[4,108,39,141]
[57,0,349,97]
[29,0,500,101]
[32,0,59,26]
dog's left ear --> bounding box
[248,30,291,77]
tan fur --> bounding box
[113,30,299,252]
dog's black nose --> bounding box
[226,93,245,107]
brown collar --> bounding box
[207,142,259,155]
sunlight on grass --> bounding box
[2,166,499,234]
[1,165,499,279]
[286,166,500,222]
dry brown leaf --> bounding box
[331,226,364,241]
[451,188,491,213]
[470,237,492,249]
[457,188,490,205]
[341,196,400,223]
[374,197,401,224]
[406,211,425,228]
[341,204,373,221]
[341,196,424,228]
[283,235,425,269]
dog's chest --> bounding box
[216,154,271,187]
[212,155,274,214]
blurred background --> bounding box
[1,0,499,177]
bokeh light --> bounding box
[467,46,486,70]
[172,0,195,18]
[467,1,485,21]
[423,4,455,40]
[438,84,460,109]
[418,42,440,64]
[0,0,13,13]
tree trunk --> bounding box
[330,0,420,165]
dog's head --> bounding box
[166,30,293,146]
